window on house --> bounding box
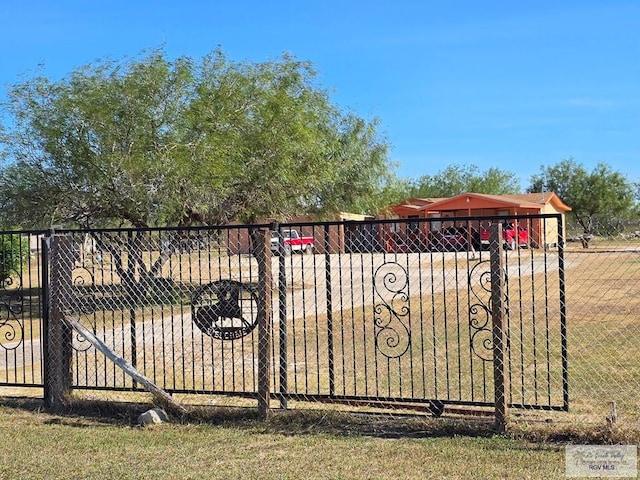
[408,215,420,233]
[429,214,441,232]
[389,216,400,233]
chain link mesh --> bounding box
[1,217,639,432]
[562,232,640,430]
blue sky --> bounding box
[1,0,639,189]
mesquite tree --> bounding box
[410,164,522,198]
[528,158,636,247]
[0,48,395,294]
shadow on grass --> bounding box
[0,395,496,438]
[1,395,637,445]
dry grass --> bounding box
[3,242,640,445]
[2,243,640,478]
[0,396,568,480]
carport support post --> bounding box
[45,234,74,410]
[490,224,509,432]
[254,228,273,420]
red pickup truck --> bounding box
[270,229,314,255]
[480,223,529,250]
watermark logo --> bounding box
[566,445,637,478]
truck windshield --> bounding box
[271,230,293,239]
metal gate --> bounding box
[0,230,47,390]
[271,216,567,412]
[4,216,568,414]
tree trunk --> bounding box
[577,215,593,249]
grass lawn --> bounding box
[1,237,639,479]
[0,397,568,480]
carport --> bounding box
[382,192,571,251]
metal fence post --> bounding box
[490,223,509,432]
[272,221,289,410]
[324,224,335,397]
[41,235,51,401]
[254,228,273,420]
[557,215,569,411]
[127,230,137,375]
[45,234,74,410]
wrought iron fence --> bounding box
[2,216,640,432]
[0,230,46,389]
[38,217,561,414]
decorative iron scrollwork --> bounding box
[0,271,23,351]
[70,264,101,352]
[468,261,493,362]
[71,325,95,352]
[373,262,410,358]
[468,259,510,362]
[191,280,259,340]
[71,265,99,315]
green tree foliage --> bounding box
[528,158,636,245]
[0,233,29,279]
[0,48,394,228]
[410,164,521,198]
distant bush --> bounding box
[0,234,29,280]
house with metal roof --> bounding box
[382,192,572,251]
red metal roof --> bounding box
[390,192,571,214]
